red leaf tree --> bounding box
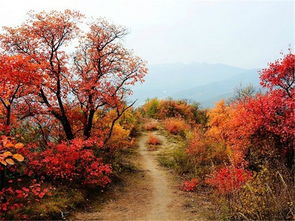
[0,55,40,133]
[236,51,295,168]
[0,10,147,140]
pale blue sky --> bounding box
[0,0,294,68]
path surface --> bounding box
[137,133,184,220]
[71,132,209,221]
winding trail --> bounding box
[71,132,209,221]
[138,133,179,220]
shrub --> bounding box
[0,180,52,219]
[212,166,295,220]
[143,121,158,131]
[158,146,198,176]
[23,139,112,187]
[181,178,199,192]
[186,128,209,161]
[106,124,135,150]
[147,134,161,146]
[141,98,160,118]
[186,128,231,170]
[158,99,195,120]
[163,118,189,136]
[0,134,53,219]
[205,166,252,194]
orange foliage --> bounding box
[158,100,195,121]
[0,136,25,167]
[106,124,135,150]
[163,118,189,135]
[143,121,158,131]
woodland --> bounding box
[0,10,294,220]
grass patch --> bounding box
[26,186,86,219]
[158,148,197,177]
[156,130,197,177]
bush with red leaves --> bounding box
[205,166,252,194]
[181,178,198,192]
[0,179,51,220]
[147,134,161,145]
[23,139,112,187]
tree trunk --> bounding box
[83,109,95,138]
[60,116,75,140]
[5,105,11,135]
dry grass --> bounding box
[209,165,295,220]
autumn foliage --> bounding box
[205,167,252,194]
[186,52,294,219]
[0,10,146,219]
[0,10,146,140]
[23,139,112,187]
[143,121,158,131]
[181,178,198,192]
[141,99,204,123]
[0,7,293,220]
[141,52,294,219]
[0,136,24,167]
[163,118,189,135]
[147,134,161,146]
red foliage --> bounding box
[147,134,161,145]
[205,167,252,194]
[0,10,145,219]
[0,180,51,219]
[257,51,295,144]
[260,51,294,98]
[235,93,294,142]
[0,55,40,131]
[23,139,112,187]
[229,53,295,167]
[0,10,147,140]
[181,178,198,192]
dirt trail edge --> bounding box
[138,133,180,220]
[71,132,208,221]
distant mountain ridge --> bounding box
[130,62,260,107]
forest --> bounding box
[0,10,294,220]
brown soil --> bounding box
[71,132,210,221]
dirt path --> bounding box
[71,132,209,221]
[138,133,183,220]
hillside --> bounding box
[131,63,259,107]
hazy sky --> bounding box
[0,0,294,69]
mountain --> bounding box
[173,69,260,107]
[130,62,260,107]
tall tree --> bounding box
[0,10,147,140]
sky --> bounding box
[0,0,294,69]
